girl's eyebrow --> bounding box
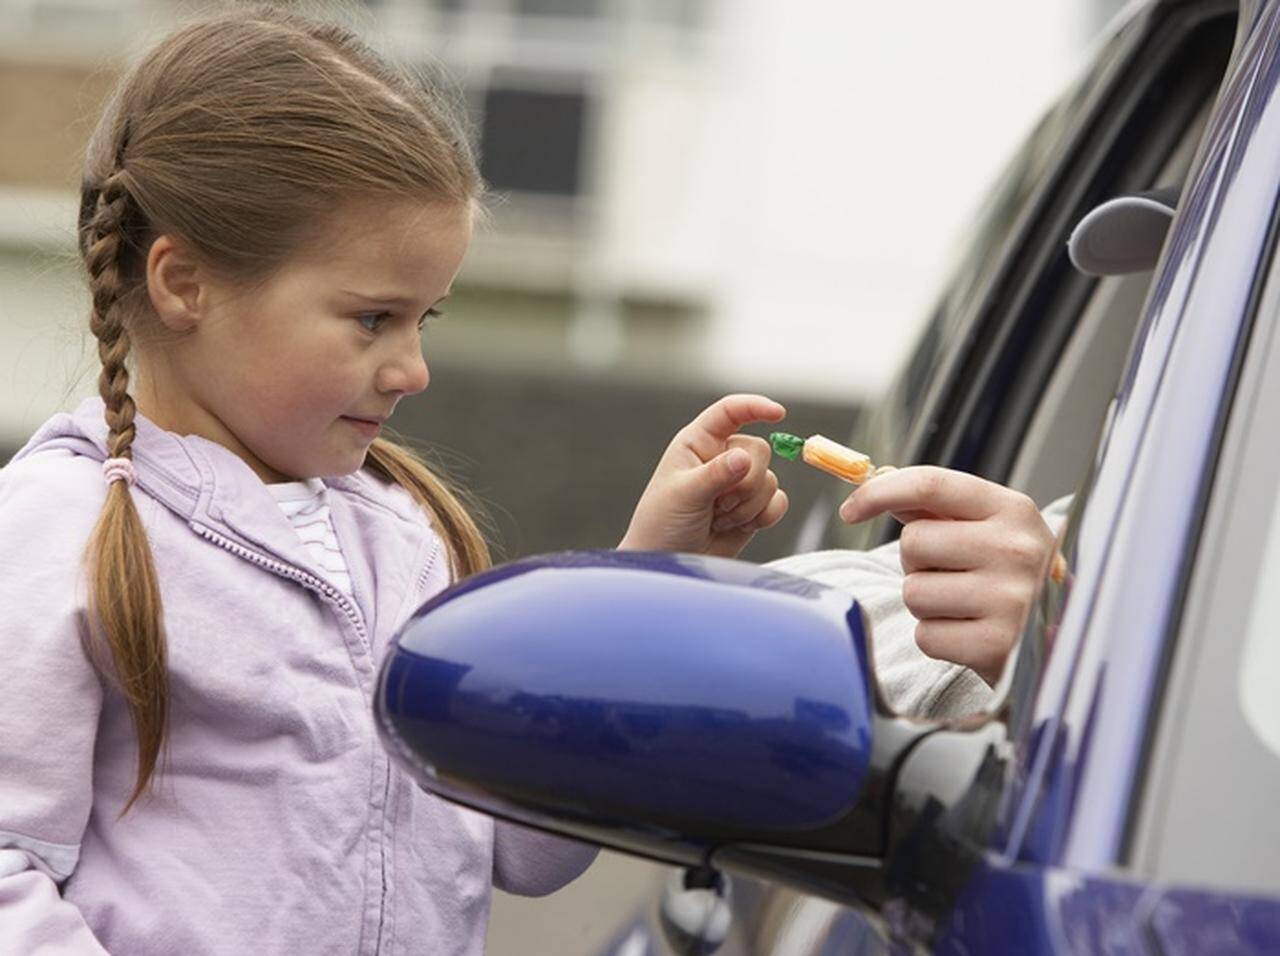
[338,290,418,306]
[339,290,453,307]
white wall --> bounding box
[0,2,1096,448]
[0,190,95,448]
[685,1,1086,400]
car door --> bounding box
[613,2,1250,954]
[1121,154,1280,944]
[912,3,1280,949]
[826,0,1237,554]
[697,3,1249,955]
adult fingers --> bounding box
[901,570,990,620]
[903,514,1056,578]
[898,519,995,573]
[839,465,1009,526]
[913,618,1013,687]
[683,394,785,457]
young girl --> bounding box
[0,8,787,953]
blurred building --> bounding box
[2,0,1093,439]
[0,0,1101,560]
[0,0,1108,555]
[0,3,1107,953]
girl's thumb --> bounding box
[697,448,751,497]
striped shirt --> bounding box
[267,478,354,597]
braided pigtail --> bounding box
[70,5,489,811]
[82,169,169,814]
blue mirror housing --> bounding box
[376,550,887,867]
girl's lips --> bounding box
[341,416,382,438]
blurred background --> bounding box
[0,0,1124,951]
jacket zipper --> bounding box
[190,522,369,648]
[190,521,395,952]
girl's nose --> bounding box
[379,344,430,396]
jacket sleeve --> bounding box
[0,455,112,952]
[491,822,598,897]
[767,541,992,717]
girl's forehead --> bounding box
[298,199,472,279]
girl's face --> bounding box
[142,200,471,482]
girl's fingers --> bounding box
[713,469,779,531]
[683,394,785,459]
[691,448,752,501]
[711,435,773,521]
[750,488,790,531]
[725,433,773,473]
[727,488,790,535]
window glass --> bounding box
[479,85,588,196]
[826,57,1105,552]
[828,12,1230,553]
[515,0,603,17]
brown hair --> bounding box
[77,5,491,812]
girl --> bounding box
[0,7,786,954]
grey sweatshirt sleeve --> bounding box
[0,456,112,953]
[766,493,1075,720]
[491,822,598,897]
[768,544,995,718]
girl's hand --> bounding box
[839,466,1056,686]
[619,394,789,558]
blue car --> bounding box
[377,0,1280,951]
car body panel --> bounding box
[1008,0,1280,871]
[535,0,1280,951]
[378,550,900,865]
[368,0,1280,952]
[936,863,1280,954]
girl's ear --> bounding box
[145,235,205,332]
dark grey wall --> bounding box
[1,372,861,566]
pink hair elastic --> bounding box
[102,457,136,488]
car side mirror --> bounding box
[375,550,930,901]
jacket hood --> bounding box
[13,397,206,515]
[11,398,426,571]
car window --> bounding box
[1005,95,1214,506]
[830,8,1236,552]
[836,90,1099,553]
[858,14,1146,478]
[1125,217,1280,895]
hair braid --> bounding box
[71,7,490,814]
[87,174,140,458]
[82,168,168,814]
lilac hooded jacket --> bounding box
[0,399,596,955]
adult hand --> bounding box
[839,466,1056,686]
[619,394,789,558]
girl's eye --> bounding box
[357,312,392,333]
[418,307,444,331]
